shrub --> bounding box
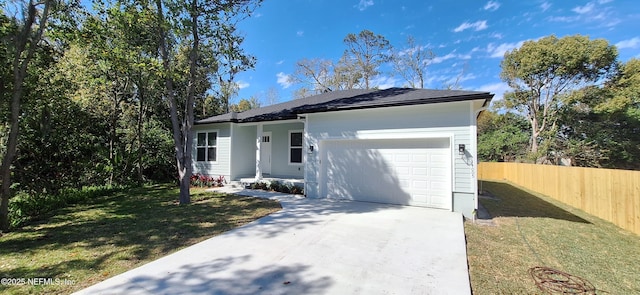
[215,175,226,187]
[280,184,291,194]
[190,174,224,188]
[8,185,125,228]
[250,181,304,195]
[290,185,304,195]
[268,181,282,192]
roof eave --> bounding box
[298,93,493,115]
[195,92,493,125]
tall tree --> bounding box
[500,35,617,157]
[0,0,53,231]
[477,110,530,162]
[290,58,335,94]
[333,52,362,90]
[343,29,391,89]
[154,0,260,204]
[392,36,434,88]
[230,96,260,112]
[213,20,255,113]
[555,59,640,169]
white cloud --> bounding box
[616,37,640,49]
[370,76,398,89]
[431,53,457,64]
[484,1,500,11]
[548,15,579,23]
[398,44,432,57]
[478,82,510,101]
[296,30,304,37]
[355,0,374,11]
[445,73,477,86]
[540,2,551,12]
[276,72,293,89]
[572,2,595,14]
[550,0,617,28]
[453,20,488,33]
[486,41,525,58]
[276,60,284,65]
[236,81,250,89]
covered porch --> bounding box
[230,120,306,183]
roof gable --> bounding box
[196,87,492,124]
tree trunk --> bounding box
[0,0,51,231]
[155,0,191,204]
[0,88,21,231]
[531,117,539,155]
[136,85,145,184]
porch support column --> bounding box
[255,123,263,181]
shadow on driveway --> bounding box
[75,190,471,295]
[224,189,406,239]
[108,255,333,295]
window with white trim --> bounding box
[196,132,217,162]
[289,130,303,164]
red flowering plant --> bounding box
[190,174,224,187]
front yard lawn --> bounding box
[0,184,282,294]
[466,181,640,294]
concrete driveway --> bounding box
[74,190,471,295]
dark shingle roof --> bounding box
[196,87,493,124]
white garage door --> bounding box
[320,138,452,210]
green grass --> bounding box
[0,184,282,294]
[466,181,640,295]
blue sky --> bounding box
[232,0,640,105]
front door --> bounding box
[260,132,272,175]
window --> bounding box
[196,132,217,162]
[289,131,303,164]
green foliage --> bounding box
[477,110,530,162]
[553,59,640,169]
[250,181,304,195]
[0,184,281,294]
[343,29,392,89]
[595,58,640,120]
[8,185,126,228]
[230,96,261,112]
[250,181,268,190]
[267,181,282,192]
[500,35,618,155]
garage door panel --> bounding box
[395,154,411,162]
[321,138,452,210]
[412,154,428,162]
[413,180,428,189]
[413,167,428,176]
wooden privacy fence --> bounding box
[478,162,640,236]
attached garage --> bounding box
[319,137,452,210]
[195,88,493,217]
